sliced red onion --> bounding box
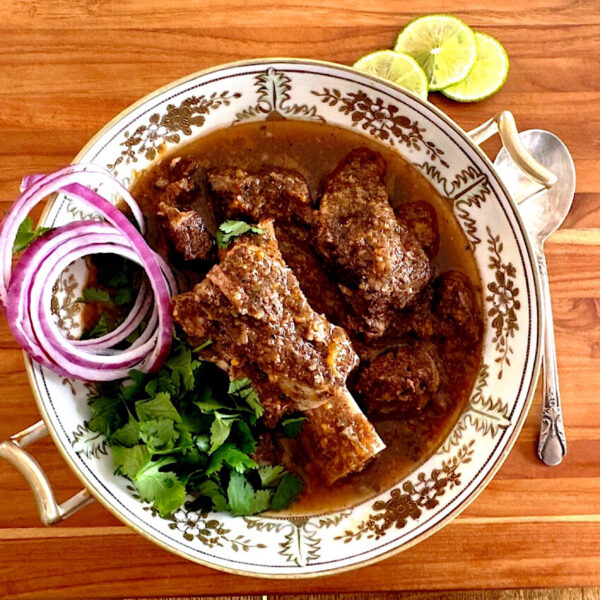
[20,174,45,192]
[1,166,177,381]
[0,164,146,306]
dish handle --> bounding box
[468,110,557,198]
[0,420,94,525]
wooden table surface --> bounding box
[1,0,599,597]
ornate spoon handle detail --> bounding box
[536,251,567,466]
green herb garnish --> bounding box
[78,254,141,340]
[12,217,52,254]
[278,414,307,439]
[76,287,112,304]
[215,220,264,249]
[193,338,213,352]
[87,337,302,517]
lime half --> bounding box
[354,50,429,100]
[394,14,476,91]
[442,32,510,102]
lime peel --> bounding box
[353,50,429,101]
[394,14,477,91]
[442,31,510,102]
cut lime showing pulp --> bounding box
[353,50,429,100]
[442,32,509,102]
[394,14,476,91]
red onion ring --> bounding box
[1,166,176,381]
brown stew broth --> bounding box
[132,120,483,515]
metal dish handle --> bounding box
[468,110,557,195]
[0,421,94,525]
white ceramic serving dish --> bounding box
[0,59,547,578]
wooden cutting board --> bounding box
[0,0,599,597]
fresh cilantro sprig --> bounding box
[12,217,52,254]
[215,220,264,249]
[87,337,302,517]
[78,253,142,340]
[278,414,307,438]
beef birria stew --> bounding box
[128,119,483,514]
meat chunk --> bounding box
[173,220,358,410]
[157,203,214,261]
[207,166,313,226]
[394,201,439,258]
[314,148,432,338]
[354,343,440,415]
[173,220,385,481]
[154,156,216,261]
[274,223,352,329]
[434,270,482,345]
[381,284,437,346]
[381,270,481,348]
[153,156,205,208]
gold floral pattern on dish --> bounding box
[414,161,493,247]
[50,268,81,339]
[439,364,511,453]
[335,441,474,542]
[486,226,521,379]
[235,68,324,123]
[107,92,242,173]
[313,88,448,166]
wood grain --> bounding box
[0,0,599,597]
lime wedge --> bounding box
[394,14,476,91]
[353,50,429,100]
[442,32,510,102]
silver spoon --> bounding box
[494,129,576,466]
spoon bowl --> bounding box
[494,128,576,466]
[494,129,576,247]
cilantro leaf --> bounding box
[165,343,197,392]
[179,410,210,437]
[212,494,230,512]
[234,420,257,454]
[112,446,186,516]
[139,418,178,451]
[257,465,286,488]
[112,444,150,479]
[91,253,136,289]
[193,339,213,352]
[271,473,302,510]
[114,287,135,306]
[209,412,236,453]
[76,287,112,304]
[146,370,178,397]
[227,472,273,516]
[84,313,110,339]
[195,479,229,512]
[13,217,52,254]
[110,415,140,447]
[172,421,196,454]
[134,457,186,517]
[194,387,227,413]
[215,220,264,249]
[121,370,147,401]
[279,415,307,439]
[194,433,210,453]
[228,378,263,420]
[136,392,181,423]
[205,442,258,476]
[87,395,123,437]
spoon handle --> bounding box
[536,251,567,466]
